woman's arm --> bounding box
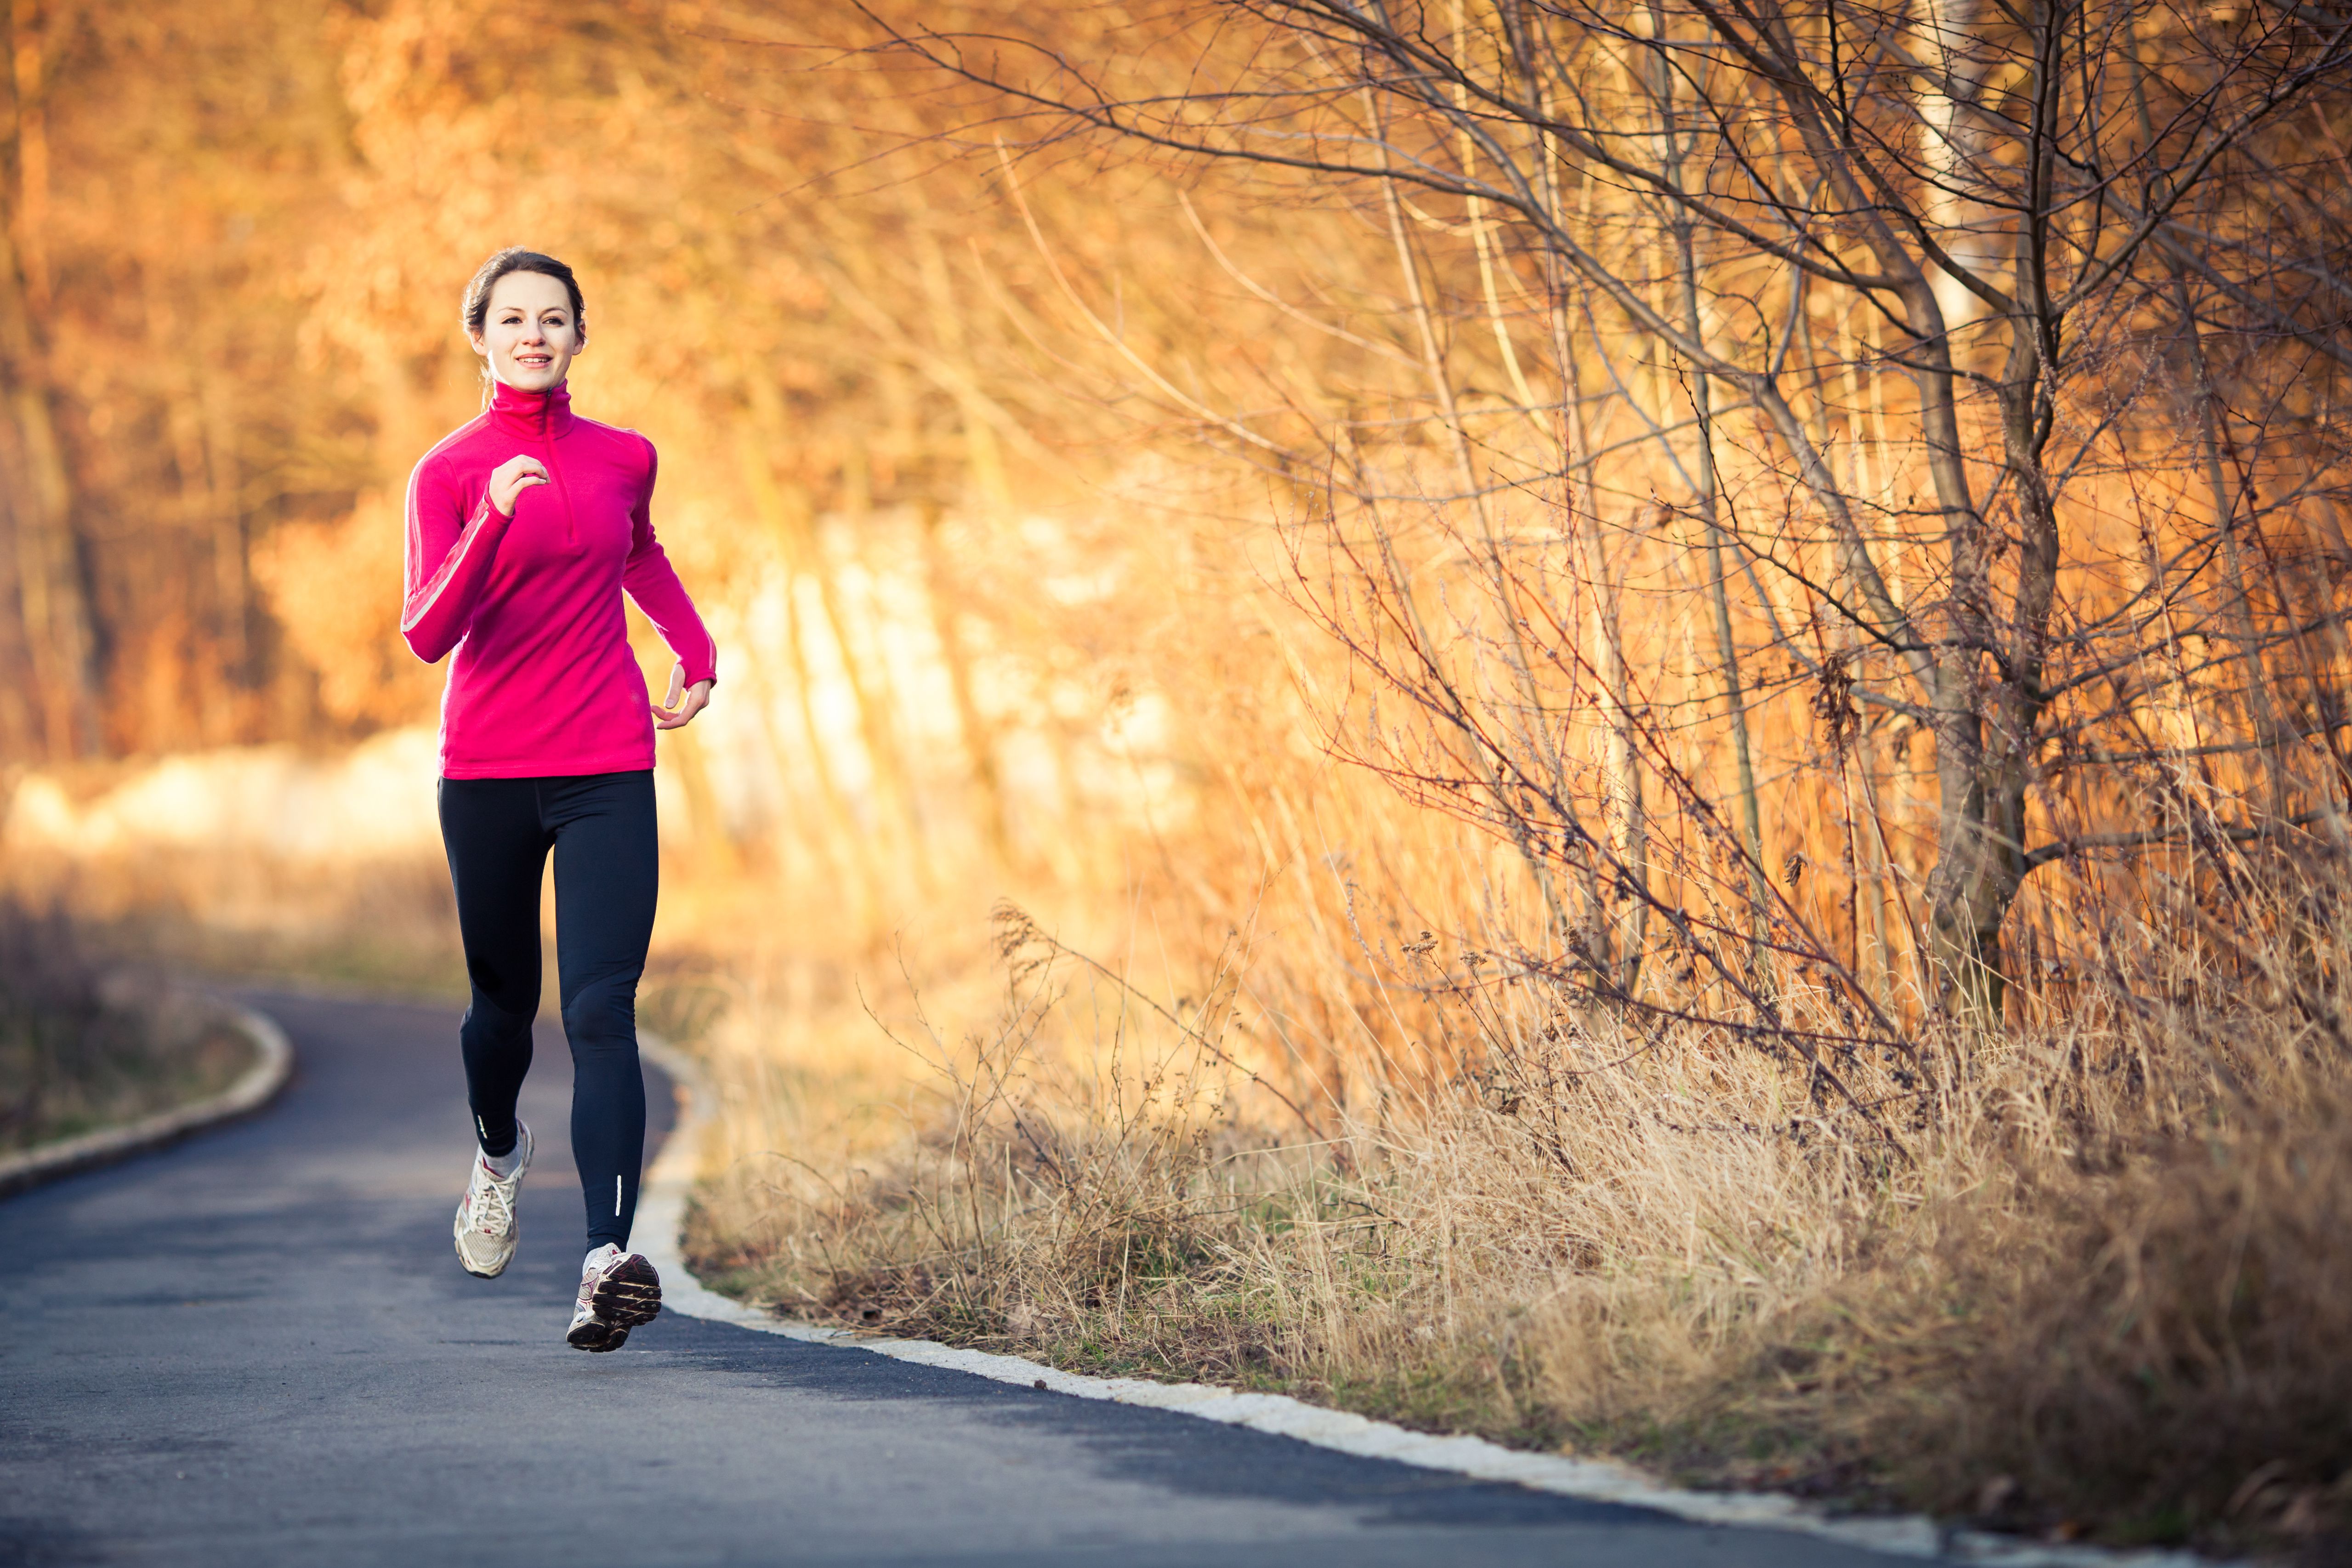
[620,441,719,707]
[401,454,520,664]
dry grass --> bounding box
[684,865,2352,1560]
[0,900,260,1153]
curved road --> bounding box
[4,992,1899,1567]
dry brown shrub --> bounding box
[685,860,2352,1556]
[0,899,257,1153]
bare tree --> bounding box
[864,0,2352,1025]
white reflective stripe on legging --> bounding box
[615,1175,623,1216]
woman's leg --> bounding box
[542,770,659,1250]
[437,777,552,1157]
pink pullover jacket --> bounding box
[401,381,717,779]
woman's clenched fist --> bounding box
[487,454,550,517]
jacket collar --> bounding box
[486,379,576,441]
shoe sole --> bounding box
[567,1318,629,1352]
[567,1254,662,1353]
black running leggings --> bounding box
[437,770,657,1250]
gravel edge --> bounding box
[0,997,294,1199]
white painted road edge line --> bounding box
[631,1034,2212,1568]
[0,997,294,1198]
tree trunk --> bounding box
[0,2,92,761]
[1923,0,2065,1029]
[0,228,93,760]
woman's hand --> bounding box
[654,663,713,730]
[487,454,550,517]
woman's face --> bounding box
[470,271,582,392]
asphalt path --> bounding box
[3,991,1908,1567]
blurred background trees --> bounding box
[6,0,2352,1033]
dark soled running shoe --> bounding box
[567,1244,663,1352]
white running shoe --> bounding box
[566,1243,662,1352]
[452,1122,532,1278]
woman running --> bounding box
[401,247,716,1351]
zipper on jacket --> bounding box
[542,397,578,546]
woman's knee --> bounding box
[461,991,536,1048]
[560,971,639,1052]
